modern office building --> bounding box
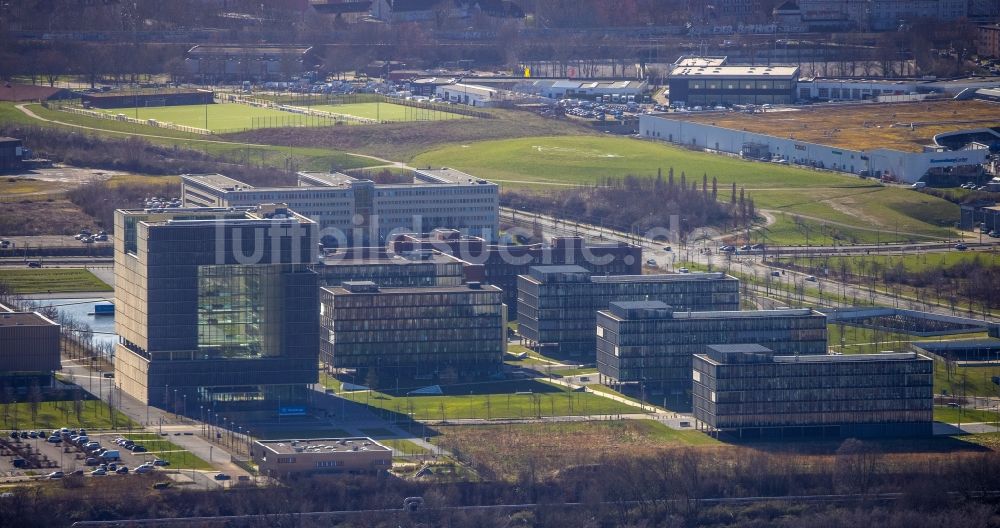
[181,169,499,244]
[667,62,799,107]
[113,204,319,419]
[251,437,392,478]
[596,302,827,398]
[316,247,467,288]
[518,266,740,356]
[390,230,642,319]
[692,345,933,439]
[320,281,505,381]
[0,303,60,388]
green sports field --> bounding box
[310,102,467,122]
[412,136,959,239]
[96,103,332,133]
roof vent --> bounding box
[468,281,482,289]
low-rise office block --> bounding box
[596,302,827,397]
[518,265,740,356]
[251,437,392,478]
[321,281,505,381]
[692,345,933,439]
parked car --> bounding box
[134,465,154,474]
[645,259,657,266]
[90,468,107,476]
[152,459,170,466]
[678,268,689,273]
[27,261,42,268]
[805,275,817,282]
[116,466,129,474]
[954,243,968,250]
[47,435,62,443]
[47,471,64,479]
[214,473,231,481]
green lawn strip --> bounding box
[934,359,1000,398]
[311,102,466,122]
[774,251,1000,275]
[343,379,642,420]
[0,400,137,430]
[762,212,928,245]
[586,384,647,406]
[0,268,112,294]
[113,433,213,470]
[10,103,380,172]
[319,372,343,392]
[413,136,872,189]
[380,438,430,456]
[91,103,317,133]
[630,419,722,446]
[934,405,1000,424]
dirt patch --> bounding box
[0,199,97,236]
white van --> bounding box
[101,450,121,461]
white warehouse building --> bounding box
[639,114,988,184]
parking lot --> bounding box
[0,429,207,482]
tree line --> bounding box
[501,169,756,237]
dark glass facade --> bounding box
[113,205,319,417]
[517,266,740,356]
[315,248,466,289]
[320,282,505,381]
[390,231,642,319]
[692,347,934,438]
[596,303,827,397]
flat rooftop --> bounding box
[256,437,390,456]
[666,99,1000,153]
[415,168,489,185]
[298,171,358,187]
[323,283,500,295]
[183,174,254,192]
[122,204,314,225]
[674,56,729,67]
[0,312,57,327]
[670,65,799,79]
[601,307,818,322]
[697,351,927,366]
[320,249,462,266]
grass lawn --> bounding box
[934,406,1000,424]
[116,433,213,470]
[12,103,379,172]
[0,268,111,294]
[413,136,958,241]
[311,102,466,122]
[93,103,326,133]
[777,250,1000,276]
[934,359,1000,398]
[342,379,642,421]
[0,399,137,430]
[380,438,430,456]
[413,136,873,190]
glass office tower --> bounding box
[321,281,505,382]
[113,205,319,418]
[692,345,933,439]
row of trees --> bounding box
[502,169,756,239]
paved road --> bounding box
[503,206,998,319]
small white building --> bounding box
[435,83,508,107]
